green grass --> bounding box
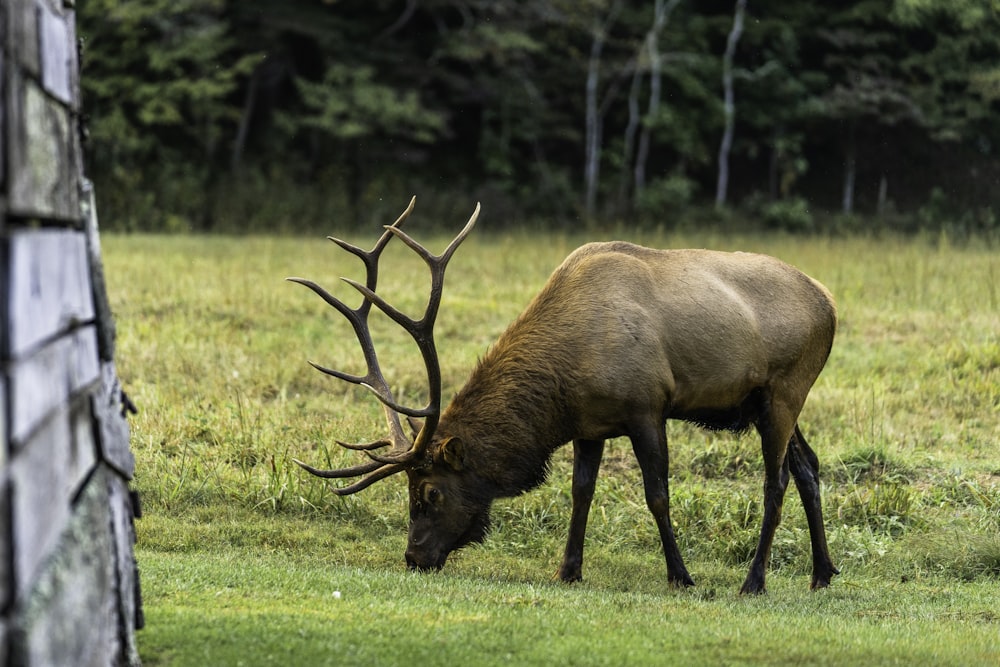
[102,226,1000,665]
[138,547,999,666]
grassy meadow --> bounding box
[101,222,1000,665]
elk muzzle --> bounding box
[404,541,449,571]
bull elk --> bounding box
[290,197,839,594]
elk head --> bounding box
[289,197,485,570]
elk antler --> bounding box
[289,197,480,495]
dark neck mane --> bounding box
[439,324,580,497]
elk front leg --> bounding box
[558,439,605,582]
[630,418,694,588]
[787,424,839,589]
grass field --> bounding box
[101,223,1000,666]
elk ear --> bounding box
[438,436,465,471]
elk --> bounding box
[290,197,839,594]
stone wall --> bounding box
[1,0,143,664]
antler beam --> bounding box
[289,197,480,493]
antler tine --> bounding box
[292,457,403,496]
[329,462,408,496]
[286,277,360,323]
[291,197,479,490]
[326,195,416,307]
[292,457,384,479]
[336,439,391,452]
[385,201,481,274]
[366,202,481,465]
[306,359,435,418]
[284,278,408,409]
[285,278,422,415]
[289,198,419,491]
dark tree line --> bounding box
[77,0,1000,232]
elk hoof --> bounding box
[739,578,767,595]
[809,561,840,590]
[557,567,583,583]
[668,570,695,588]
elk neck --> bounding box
[437,327,581,498]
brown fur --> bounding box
[404,242,838,594]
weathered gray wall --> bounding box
[1,0,143,664]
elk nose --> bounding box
[405,548,442,571]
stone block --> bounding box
[8,406,73,598]
[13,467,123,667]
[0,378,6,467]
[6,228,95,357]
[9,326,99,447]
[69,395,99,495]
[0,473,11,611]
[6,71,80,220]
[94,361,134,479]
[0,617,8,667]
[109,474,142,661]
[37,0,77,106]
[4,0,41,75]
[1,48,6,192]
[81,179,117,361]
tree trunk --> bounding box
[715,0,747,210]
[768,125,781,200]
[842,122,856,215]
[617,66,643,216]
[617,0,680,217]
[231,66,260,173]
[584,20,606,218]
[634,0,664,197]
[633,0,681,207]
[584,2,622,219]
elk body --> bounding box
[291,198,839,594]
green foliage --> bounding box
[687,441,759,480]
[893,0,996,27]
[917,187,952,228]
[75,1,1000,231]
[836,447,913,484]
[79,0,261,228]
[890,0,1000,144]
[81,0,258,151]
[838,482,918,535]
[758,196,815,232]
[737,193,814,232]
[633,172,697,221]
[295,65,446,143]
[901,526,1000,581]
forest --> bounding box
[77,0,1000,233]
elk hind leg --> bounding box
[787,424,839,589]
[558,439,605,582]
[741,404,794,595]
